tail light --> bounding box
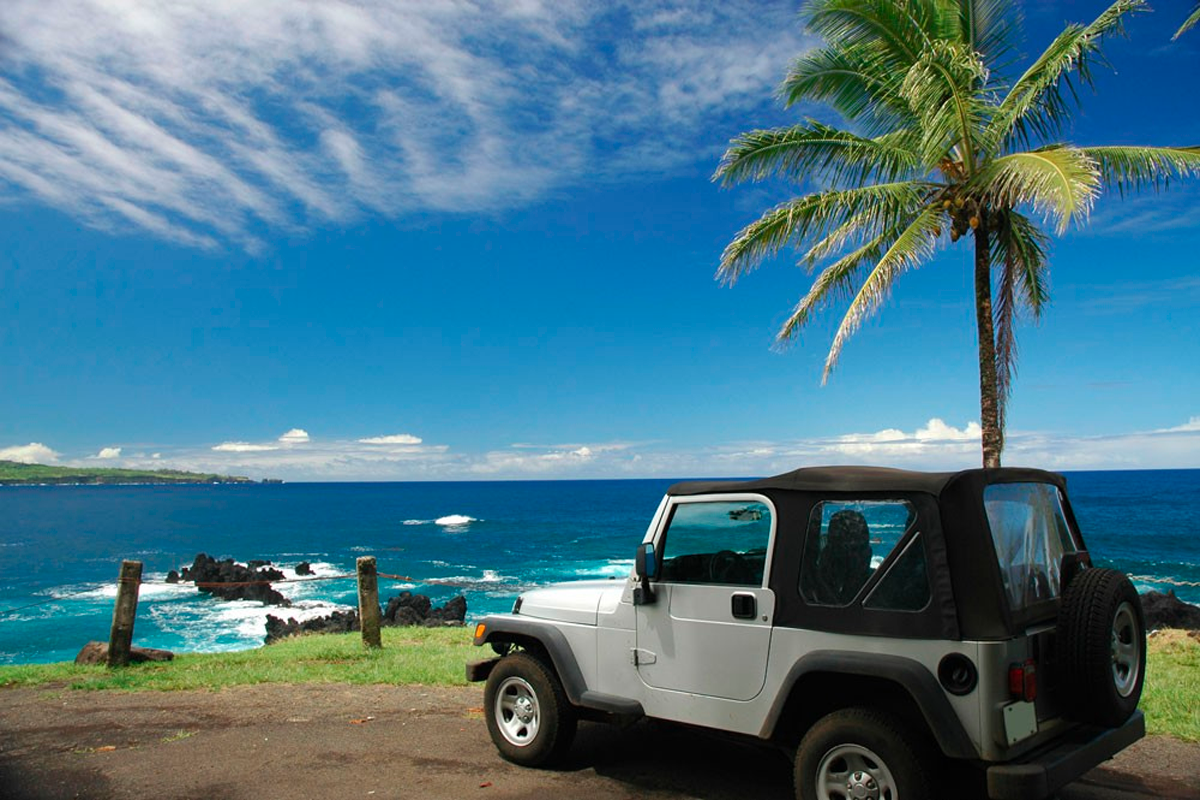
[1009,659,1037,702]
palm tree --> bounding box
[1176,3,1200,38]
[714,0,1200,467]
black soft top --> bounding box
[668,465,1066,498]
[669,465,1077,641]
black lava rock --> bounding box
[179,553,291,606]
[1141,590,1200,631]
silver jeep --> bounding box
[468,466,1146,800]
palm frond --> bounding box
[713,121,919,188]
[804,0,934,66]
[1174,3,1200,40]
[821,204,944,382]
[778,232,892,342]
[948,0,1021,65]
[781,43,909,126]
[718,181,931,283]
[988,0,1146,150]
[973,145,1101,233]
[900,40,990,172]
[1083,145,1200,195]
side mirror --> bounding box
[633,542,657,605]
[636,542,657,580]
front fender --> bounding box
[473,615,643,717]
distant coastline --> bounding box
[0,460,277,486]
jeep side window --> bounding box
[799,500,924,608]
[984,482,1078,611]
[656,501,771,586]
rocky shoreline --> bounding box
[167,553,468,645]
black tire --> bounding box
[1057,567,1145,727]
[794,707,931,800]
[483,651,577,767]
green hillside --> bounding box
[0,460,256,485]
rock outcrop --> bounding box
[1141,590,1200,631]
[265,592,468,644]
[75,641,175,665]
[176,553,291,606]
[265,610,360,644]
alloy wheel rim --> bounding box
[1111,600,1141,697]
[815,743,897,800]
[494,676,540,746]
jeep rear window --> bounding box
[800,500,926,608]
[984,482,1078,612]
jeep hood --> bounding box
[516,580,624,625]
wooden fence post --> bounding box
[357,556,382,649]
[108,560,143,667]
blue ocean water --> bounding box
[1,470,1197,665]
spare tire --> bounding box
[1056,568,1145,727]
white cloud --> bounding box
[1157,416,1200,433]
[0,442,61,464]
[0,1,809,249]
[278,428,310,444]
[358,434,423,445]
[95,446,122,459]
[212,441,279,452]
[25,414,1200,481]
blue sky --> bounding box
[1,0,1197,481]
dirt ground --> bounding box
[0,683,1197,800]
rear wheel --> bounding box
[794,708,931,800]
[1057,568,1145,727]
[483,651,577,767]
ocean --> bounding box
[2,470,1197,665]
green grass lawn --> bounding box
[1,626,1196,743]
[0,626,475,691]
[1141,630,1200,742]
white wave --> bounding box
[437,569,516,587]
[572,559,634,578]
[403,519,429,526]
[50,580,197,601]
[436,514,476,527]
[146,596,353,653]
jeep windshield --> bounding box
[984,482,1080,612]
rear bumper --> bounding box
[986,710,1145,800]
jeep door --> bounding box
[634,495,775,701]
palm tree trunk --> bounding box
[974,222,1003,468]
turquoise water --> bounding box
[1,471,1197,665]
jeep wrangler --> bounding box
[468,467,1146,799]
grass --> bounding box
[1142,629,1200,742]
[0,627,475,691]
[1,626,1196,743]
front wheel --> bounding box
[483,651,577,767]
[795,708,931,800]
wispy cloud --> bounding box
[94,447,122,459]
[0,0,809,249]
[212,442,279,453]
[25,414,1200,480]
[358,434,423,446]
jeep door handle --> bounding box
[731,592,757,619]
